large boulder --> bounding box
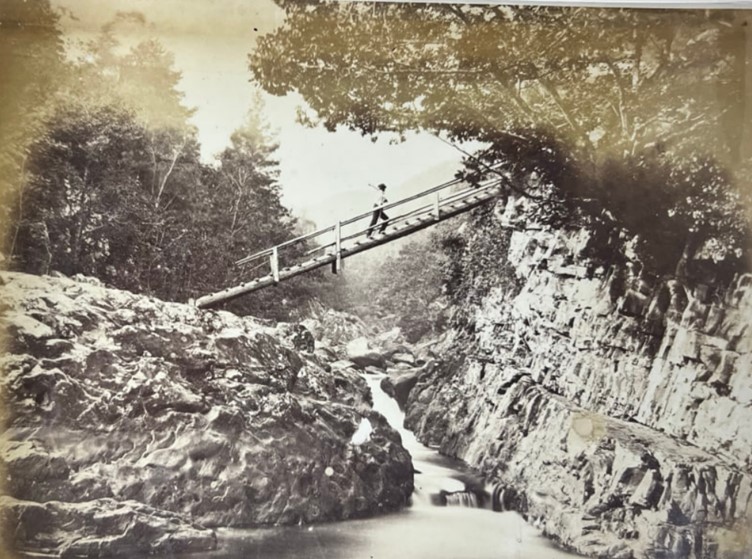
[391,370,422,411]
[374,327,403,349]
[379,377,396,399]
[389,351,415,366]
[345,337,386,369]
[0,497,217,557]
[0,272,413,556]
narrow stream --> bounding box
[175,373,583,559]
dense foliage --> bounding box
[252,4,747,164]
[336,232,450,343]
[0,0,65,256]
[252,2,750,292]
[459,131,751,280]
[1,1,321,320]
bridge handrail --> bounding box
[234,164,505,267]
[309,178,504,253]
[235,224,336,265]
[338,176,462,227]
[338,163,504,228]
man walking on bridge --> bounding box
[366,183,389,239]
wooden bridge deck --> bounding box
[195,175,504,308]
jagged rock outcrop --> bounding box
[0,272,413,557]
[404,200,752,559]
[301,301,371,349]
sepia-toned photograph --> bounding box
[0,0,750,557]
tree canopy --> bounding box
[251,3,749,166]
[0,0,65,257]
[251,2,751,280]
[3,3,323,319]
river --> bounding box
[174,373,583,559]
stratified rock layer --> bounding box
[405,202,752,559]
[0,272,413,556]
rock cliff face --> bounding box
[405,199,752,558]
[0,272,413,557]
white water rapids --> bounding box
[168,373,583,559]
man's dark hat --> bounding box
[378,183,387,190]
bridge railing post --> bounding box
[270,246,280,283]
[434,191,441,221]
[332,220,342,274]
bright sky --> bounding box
[53,0,468,227]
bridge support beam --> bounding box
[332,220,343,274]
[271,247,280,283]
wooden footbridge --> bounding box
[194,172,505,308]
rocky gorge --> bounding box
[1,194,750,559]
[401,196,752,559]
[0,272,413,557]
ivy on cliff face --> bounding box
[462,133,750,284]
[442,206,522,331]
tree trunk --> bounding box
[674,231,703,279]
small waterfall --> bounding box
[443,490,480,508]
[491,484,526,513]
[492,485,507,512]
[197,373,585,559]
[365,373,494,510]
